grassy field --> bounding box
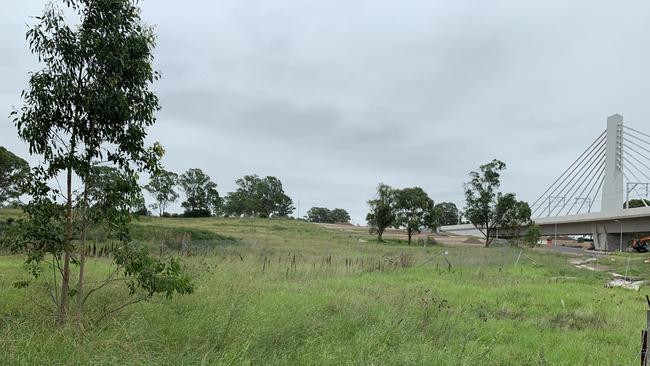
[1,215,650,365]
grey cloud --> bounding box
[3,0,650,223]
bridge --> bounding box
[441,114,650,251]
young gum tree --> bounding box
[464,159,520,247]
[393,187,434,245]
[366,183,395,242]
[11,0,192,324]
[144,169,179,216]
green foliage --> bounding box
[1,198,67,276]
[432,202,459,227]
[129,223,234,243]
[523,224,541,247]
[305,207,351,223]
[12,0,163,178]
[0,146,29,205]
[223,175,294,218]
[393,187,434,245]
[329,208,351,223]
[306,207,330,222]
[501,198,532,241]
[114,244,194,298]
[0,217,644,365]
[84,166,146,234]
[625,199,650,208]
[464,159,525,247]
[366,183,395,242]
[10,0,190,323]
[179,168,220,217]
[144,169,179,216]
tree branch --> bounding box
[94,295,148,325]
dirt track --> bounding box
[314,223,485,246]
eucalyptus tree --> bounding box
[10,0,192,324]
[306,207,330,223]
[393,187,434,245]
[179,168,220,217]
[464,159,523,247]
[306,207,351,223]
[501,198,532,244]
[144,169,179,216]
[366,183,395,242]
[224,174,294,218]
[433,202,460,227]
[0,146,29,205]
[328,208,351,223]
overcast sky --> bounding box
[2,1,650,223]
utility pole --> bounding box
[614,220,623,252]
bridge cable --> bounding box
[623,155,650,183]
[529,130,606,214]
[623,171,649,207]
[623,138,650,167]
[623,163,650,194]
[537,138,605,216]
[529,131,605,212]
[578,161,606,214]
[553,149,606,217]
[623,132,650,155]
[624,126,650,141]
[530,132,606,216]
[565,157,606,215]
[624,154,650,180]
[544,139,607,216]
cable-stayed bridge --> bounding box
[442,114,650,251]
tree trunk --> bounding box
[58,166,73,324]
[407,228,412,245]
[483,221,492,248]
[378,229,383,242]
[76,183,89,324]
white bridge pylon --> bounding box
[530,114,650,218]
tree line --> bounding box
[2,143,356,224]
[144,169,294,218]
[365,159,535,247]
[365,184,460,245]
[305,207,351,224]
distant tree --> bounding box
[500,198,531,243]
[207,186,222,217]
[224,175,294,218]
[625,199,650,209]
[393,187,434,245]
[144,169,179,216]
[329,208,351,223]
[179,168,219,217]
[131,190,149,216]
[10,0,192,324]
[0,146,29,205]
[523,223,541,247]
[306,207,330,223]
[305,207,351,223]
[366,183,395,242]
[85,166,144,212]
[433,202,459,227]
[464,159,520,247]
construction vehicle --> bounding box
[630,236,650,253]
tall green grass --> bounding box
[1,215,648,365]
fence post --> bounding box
[641,296,650,366]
